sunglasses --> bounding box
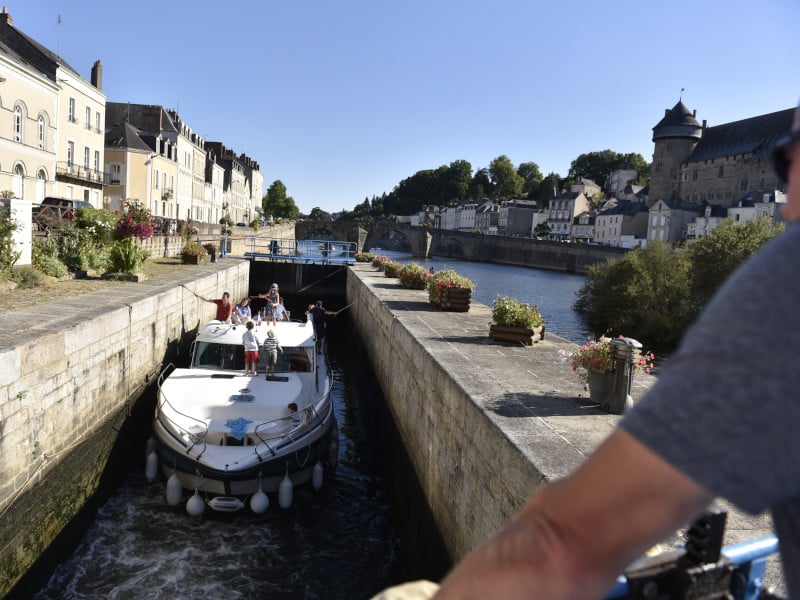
[772,130,800,183]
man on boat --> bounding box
[306,300,337,354]
[193,291,233,323]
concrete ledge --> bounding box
[346,264,782,592]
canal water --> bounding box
[372,249,592,344]
[23,259,587,599]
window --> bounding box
[110,163,121,184]
[95,111,101,133]
[38,116,45,149]
[85,106,91,130]
[155,170,159,189]
[84,146,90,170]
[94,150,100,174]
[13,106,21,142]
[68,98,76,122]
[67,141,75,167]
[740,179,748,191]
[718,165,724,178]
[692,170,698,181]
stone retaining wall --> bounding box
[0,260,249,597]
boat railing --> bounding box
[157,363,210,457]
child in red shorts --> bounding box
[242,320,261,375]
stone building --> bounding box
[649,100,793,208]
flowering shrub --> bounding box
[398,263,430,289]
[384,261,402,277]
[114,201,154,241]
[559,336,655,376]
[355,252,374,263]
[181,241,208,257]
[427,269,474,305]
[371,255,391,270]
[492,295,543,328]
[109,236,150,273]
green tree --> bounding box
[687,216,783,310]
[489,155,523,199]
[308,207,332,221]
[533,172,563,203]
[517,162,543,197]
[533,221,550,238]
[467,168,491,200]
[262,180,300,220]
[569,150,650,188]
[442,159,473,202]
[575,241,692,350]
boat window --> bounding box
[270,347,312,373]
[193,342,245,371]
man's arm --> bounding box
[434,428,714,600]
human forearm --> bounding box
[435,430,714,599]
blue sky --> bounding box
[11,1,800,214]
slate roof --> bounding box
[653,100,702,130]
[0,15,81,82]
[106,102,180,135]
[105,122,154,153]
[686,108,794,162]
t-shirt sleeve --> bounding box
[620,227,800,514]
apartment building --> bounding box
[0,8,106,205]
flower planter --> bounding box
[587,368,612,406]
[181,254,203,265]
[430,287,471,312]
[489,324,545,345]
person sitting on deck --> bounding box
[233,298,252,324]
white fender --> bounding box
[250,488,269,514]
[278,474,293,509]
[312,461,324,491]
[145,436,155,458]
[166,473,182,506]
[186,492,205,517]
[145,450,158,482]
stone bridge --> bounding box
[296,220,627,274]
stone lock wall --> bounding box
[0,260,249,597]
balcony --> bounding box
[56,162,109,187]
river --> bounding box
[370,249,591,345]
[22,259,586,599]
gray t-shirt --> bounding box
[621,223,800,597]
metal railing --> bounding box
[242,236,358,264]
[56,161,109,185]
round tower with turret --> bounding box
[649,101,703,203]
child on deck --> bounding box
[263,329,282,376]
[241,320,260,375]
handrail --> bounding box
[605,534,780,599]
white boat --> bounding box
[150,316,337,514]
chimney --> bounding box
[91,60,102,90]
[0,6,12,25]
[702,119,707,129]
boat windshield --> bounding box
[193,342,315,373]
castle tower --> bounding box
[649,101,703,202]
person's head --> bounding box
[268,329,276,338]
[776,104,800,223]
[246,320,254,330]
[316,300,323,308]
[270,283,279,292]
[288,402,298,413]
[222,292,230,304]
[240,298,249,307]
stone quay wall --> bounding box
[0,260,249,597]
[345,262,779,592]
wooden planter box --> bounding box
[430,288,472,312]
[181,254,203,265]
[489,324,545,345]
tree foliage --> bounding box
[262,180,300,220]
[568,150,650,188]
[575,242,692,350]
[489,155,524,199]
[517,162,543,197]
[383,160,473,215]
[532,172,564,204]
[686,217,783,309]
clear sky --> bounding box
[10,1,800,215]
